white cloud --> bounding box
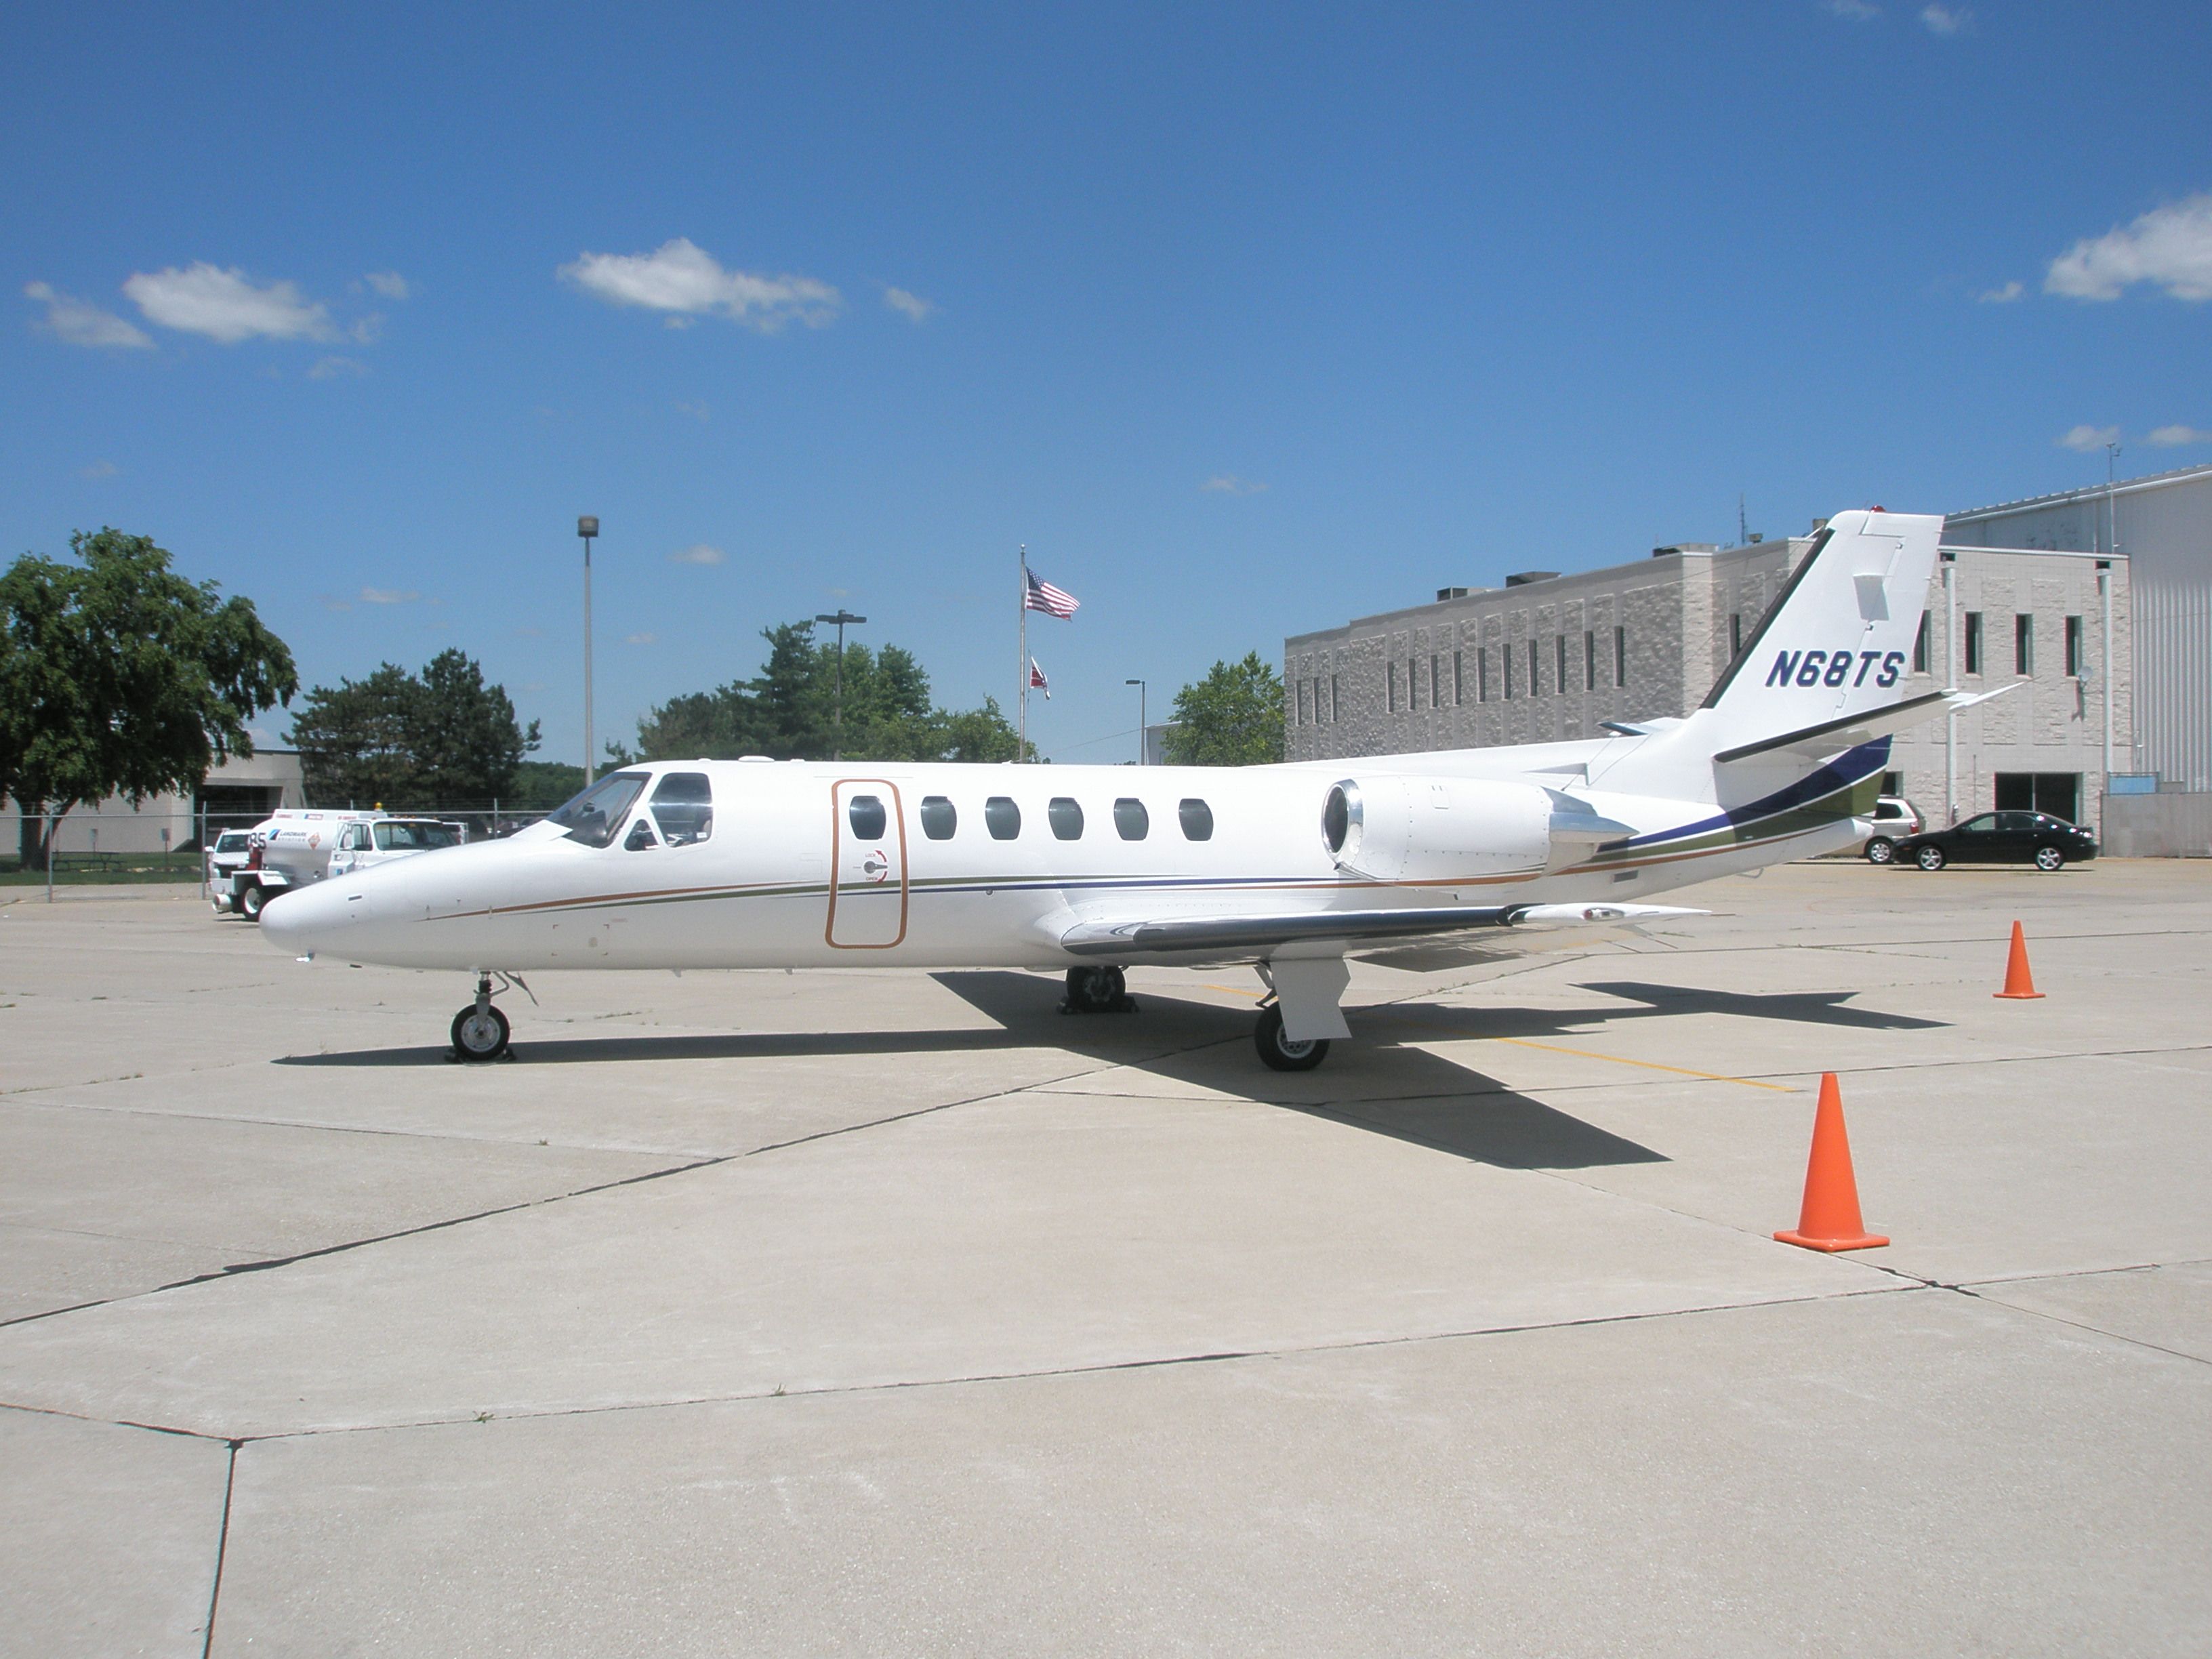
[1977,280,2024,304]
[2148,424,2211,447]
[1202,474,1269,495]
[2045,194,2212,302]
[364,271,410,300]
[2057,425,2120,453]
[321,595,353,612]
[883,285,935,323]
[79,459,119,480]
[625,631,658,645]
[1826,0,1879,20]
[359,586,420,605]
[560,237,840,331]
[668,543,726,565]
[123,263,336,343]
[1919,3,1970,33]
[306,355,367,379]
[673,399,710,421]
[24,281,152,348]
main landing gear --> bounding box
[1253,1003,1328,1071]
[1061,965,1137,1015]
[450,972,513,1063]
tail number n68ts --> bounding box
[1766,649,1903,690]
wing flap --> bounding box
[1059,901,1703,958]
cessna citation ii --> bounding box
[264,510,1973,1070]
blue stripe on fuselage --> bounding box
[1612,739,1891,851]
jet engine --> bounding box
[1319,776,1631,885]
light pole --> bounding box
[1126,678,1147,764]
[2105,441,2121,560]
[815,609,867,761]
[578,516,598,785]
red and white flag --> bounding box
[1029,658,1051,699]
[1024,569,1079,619]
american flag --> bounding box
[1029,657,1051,698]
[1024,569,1079,619]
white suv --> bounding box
[1862,796,1925,863]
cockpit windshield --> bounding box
[548,771,649,848]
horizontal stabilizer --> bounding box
[1713,684,2015,765]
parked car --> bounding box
[1891,810,2098,872]
[1860,796,1925,863]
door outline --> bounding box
[826,778,910,949]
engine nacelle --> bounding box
[1319,776,1557,886]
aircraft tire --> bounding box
[1254,1004,1329,1072]
[1063,966,1129,1013]
[451,1004,511,1062]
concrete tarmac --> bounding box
[2,861,2207,1655]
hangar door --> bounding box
[827,779,909,948]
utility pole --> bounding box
[815,609,867,762]
[1126,679,1147,764]
[578,516,598,785]
[1942,550,1958,825]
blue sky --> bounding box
[5,2,2208,768]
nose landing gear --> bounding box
[450,972,514,1062]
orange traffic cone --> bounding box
[1994,920,2045,1000]
[1774,1073,1889,1252]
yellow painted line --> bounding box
[1203,983,1264,999]
[1484,1035,1793,1090]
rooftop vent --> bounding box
[1651,543,1719,558]
[1436,586,1471,601]
[1504,570,1559,588]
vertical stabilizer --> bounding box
[1694,510,1944,751]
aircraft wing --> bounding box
[1713,684,2015,765]
[1058,901,1704,959]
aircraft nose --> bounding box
[259,877,351,958]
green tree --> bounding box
[0,529,296,869]
[507,760,588,811]
[1162,652,1286,766]
[630,623,1029,764]
[291,651,539,809]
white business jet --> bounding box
[264,510,1966,1069]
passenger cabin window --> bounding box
[985,796,1021,840]
[848,795,888,840]
[550,772,648,847]
[649,772,714,846]
[920,796,957,840]
[1113,798,1149,840]
[1178,798,1214,841]
[1048,797,1084,840]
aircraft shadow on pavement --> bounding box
[1570,981,1947,1031]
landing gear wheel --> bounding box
[1254,1004,1329,1072]
[238,883,267,920]
[2034,845,2066,872]
[1864,838,1895,865]
[1916,845,1946,872]
[1061,966,1133,1014]
[451,1003,510,1062]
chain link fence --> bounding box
[2,806,551,896]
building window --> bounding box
[1729,613,1743,657]
[1296,680,1309,725]
[1528,638,1540,697]
[1453,649,1465,705]
[1477,646,1489,702]
[1387,661,1399,712]
[1584,630,1596,690]
[1881,771,1903,797]
[1964,611,1983,675]
[1431,653,1443,710]
[1614,626,1626,687]
[1912,612,1930,674]
[1504,647,1515,701]
[2015,613,2033,676]
[2065,615,2084,678]
[1555,634,1568,695]
[1330,673,1340,720]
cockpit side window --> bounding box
[549,771,649,848]
[650,772,714,846]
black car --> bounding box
[1891,810,2099,872]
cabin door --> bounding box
[827,779,909,948]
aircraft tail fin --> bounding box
[1689,509,1945,756]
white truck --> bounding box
[213,809,466,919]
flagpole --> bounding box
[1017,544,1028,763]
